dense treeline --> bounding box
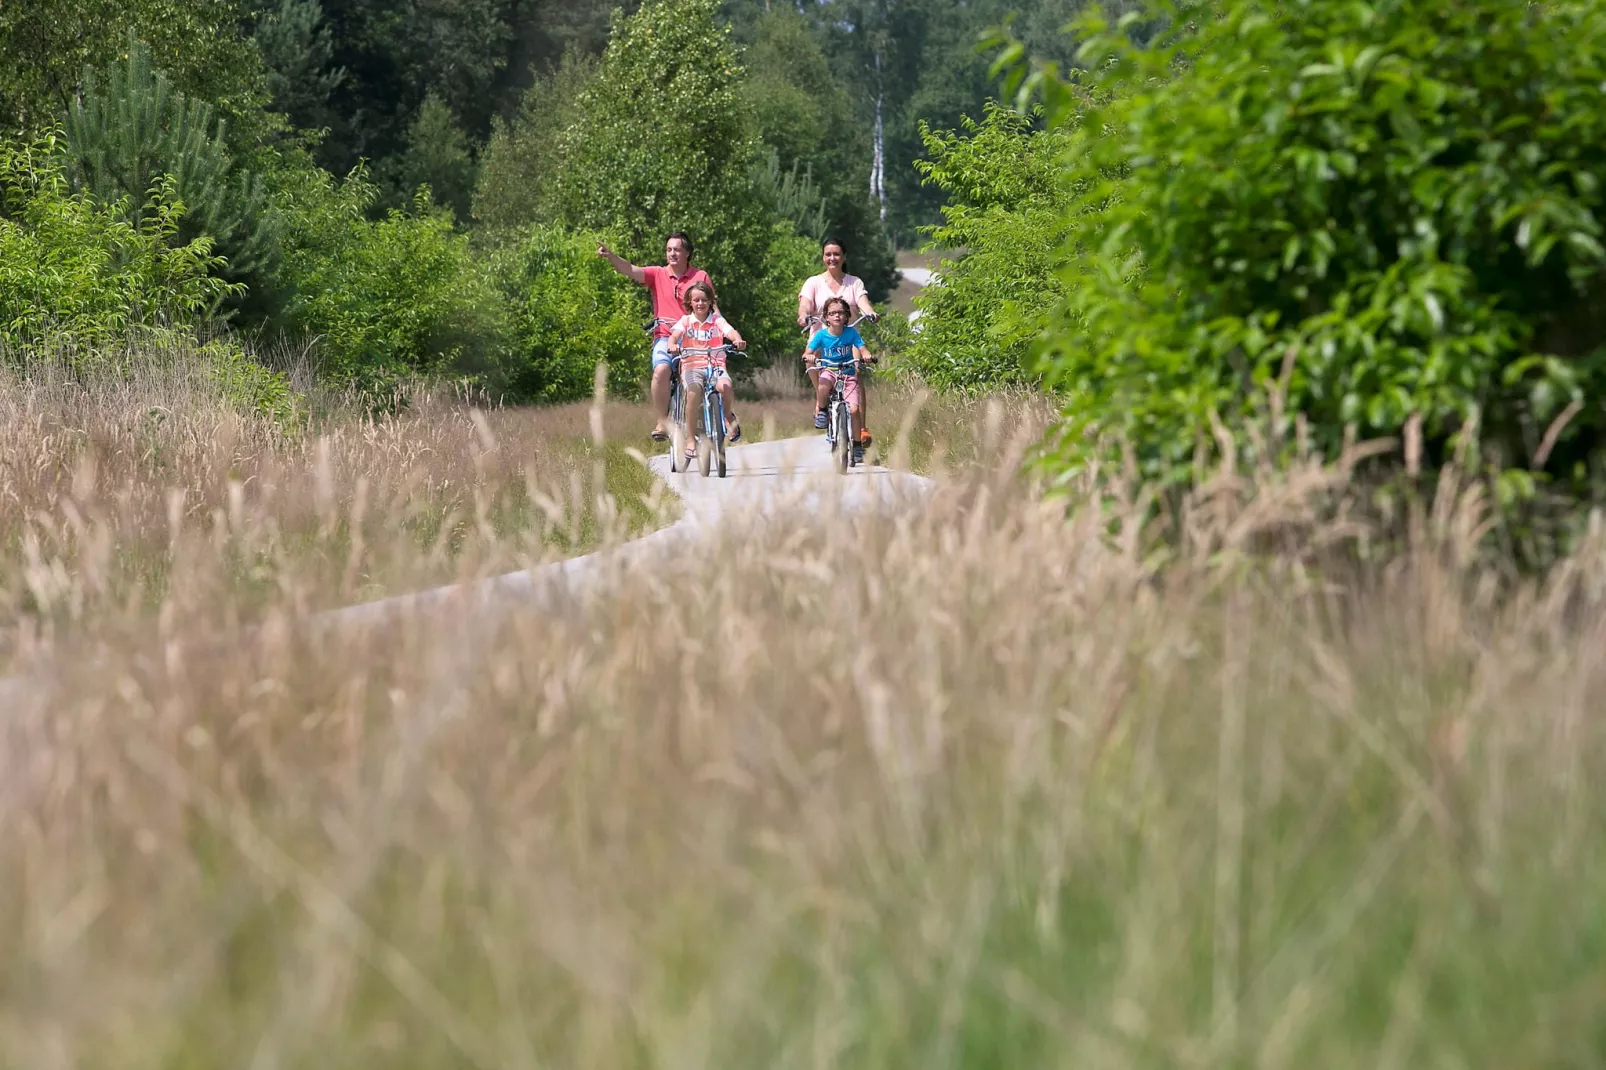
[0,0,1086,407]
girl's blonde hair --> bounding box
[682,280,717,310]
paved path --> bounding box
[317,432,933,628]
[0,432,932,710]
[3,264,942,703]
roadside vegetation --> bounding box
[5,0,1606,1063]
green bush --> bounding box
[0,134,234,351]
[279,169,512,397]
[1019,0,1606,498]
[908,102,1072,388]
[492,226,649,402]
[204,338,300,427]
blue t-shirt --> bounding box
[808,326,865,373]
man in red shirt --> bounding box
[598,232,713,441]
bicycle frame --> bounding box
[679,343,736,478]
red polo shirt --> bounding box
[642,265,712,338]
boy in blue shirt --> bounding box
[803,297,876,460]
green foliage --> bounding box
[280,170,511,396]
[64,39,284,318]
[204,337,301,426]
[492,226,651,403]
[306,0,511,193]
[0,135,236,351]
[382,91,475,224]
[909,102,1071,388]
[0,0,273,142]
[751,147,828,243]
[471,50,599,232]
[253,0,344,137]
[1021,0,1606,497]
[545,0,799,358]
[738,7,898,301]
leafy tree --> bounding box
[382,90,475,224]
[738,7,897,299]
[63,40,284,320]
[907,102,1071,388]
[545,0,800,357]
[751,148,827,243]
[1016,0,1606,503]
[471,49,600,231]
[312,0,510,188]
[0,0,273,142]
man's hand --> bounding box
[597,243,612,259]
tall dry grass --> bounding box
[4,376,1606,1068]
[0,352,683,669]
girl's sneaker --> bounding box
[814,408,828,429]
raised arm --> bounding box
[596,243,647,285]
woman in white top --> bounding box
[797,237,879,439]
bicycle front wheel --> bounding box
[834,403,851,474]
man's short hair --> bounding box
[666,231,694,256]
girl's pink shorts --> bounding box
[817,368,860,407]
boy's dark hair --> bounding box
[822,296,851,319]
[822,236,845,252]
[666,231,694,256]
[682,280,717,309]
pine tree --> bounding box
[63,37,284,318]
[253,0,345,135]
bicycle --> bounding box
[802,312,877,472]
[645,316,690,473]
[678,342,738,479]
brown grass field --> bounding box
[2,342,1604,1068]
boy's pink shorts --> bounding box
[817,368,860,407]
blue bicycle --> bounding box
[679,343,738,478]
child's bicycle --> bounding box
[816,355,879,473]
[680,343,738,479]
[802,312,877,473]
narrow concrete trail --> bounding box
[1,264,942,704]
[0,431,933,711]
[315,430,934,633]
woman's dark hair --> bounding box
[682,280,717,309]
[821,236,845,253]
[822,296,851,319]
[666,231,694,256]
